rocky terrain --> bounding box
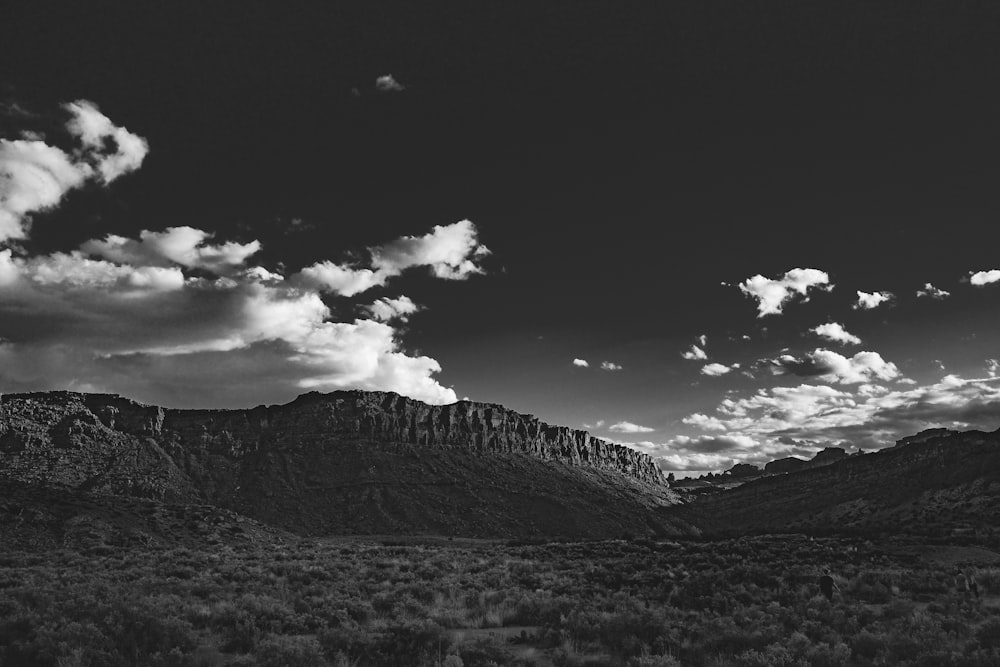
[667,427,1000,544]
[0,390,685,539]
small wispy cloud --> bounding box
[609,421,654,434]
[701,362,736,377]
[916,283,950,299]
[375,74,406,93]
[810,322,862,346]
[854,290,893,310]
[600,361,622,371]
[682,344,707,360]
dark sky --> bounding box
[4,2,1000,473]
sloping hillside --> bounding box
[0,390,688,539]
[668,428,1000,543]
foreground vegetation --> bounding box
[2,535,1000,666]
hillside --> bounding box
[0,390,688,539]
[669,427,1000,543]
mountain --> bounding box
[0,390,687,539]
[668,427,1000,543]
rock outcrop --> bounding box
[0,390,681,538]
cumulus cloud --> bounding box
[0,100,147,243]
[608,421,655,434]
[375,74,406,93]
[364,295,419,322]
[987,359,1000,378]
[810,322,861,346]
[970,270,1000,286]
[765,348,900,384]
[854,290,893,310]
[82,227,261,275]
[738,268,832,317]
[600,361,622,371]
[686,375,1000,458]
[572,358,589,368]
[916,283,950,299]
[682,344,707,360]
[293,219,490,296]
[701,362,735,376]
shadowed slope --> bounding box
[0,390,687,539]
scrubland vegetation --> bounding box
[2,535,1000,666]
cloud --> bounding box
[738,268,832,317]
[608,421,655,434]
[697,334,707,346]
[582,419,606,430]
[810,322,862,346]
[916,283,950,299]
[0,100,490,408]
[701,362,735,376]
[600,361,622,371]
[854,290,893,310]
[765,348,900,384]
[364,295,420,322]
[64,100,149,182]
[987,359,1000,378]
[681,374,1000,469]
[293,219,490,296]
[0,100,147,244]
[572,358,589,368]
[970,270,1000,286]
[82,227,261,275]
[681,412,728,431]
[375,74,406,93]
[682,344,707,360]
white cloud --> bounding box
[0,100,147,244]
[684,374,1000,462]
[572,358,589,367]
[294,220,490,297]
[608,421,655,434]
[375,74,406,93]
[916,283,950,299]
[600,361,622,371]
[854,290,893,310]
[970,270,1000,286]
[766,348,900,384]
[82,227,260,275]
[681,412,727,431]
[810,322,862,346]
[0,101,493,408]
[370,219,490,280]
[308,221,487,294]
[738,268,832,317]
[987,359,1000,378]
[65,100,149,182]
[682,344,707,360]
[701,362,734,376]
[364,295,420,322]
[697,334,707,346]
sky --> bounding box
[3,2,1000,475]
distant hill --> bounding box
[668,427,1000,543]
[0,391,689,539]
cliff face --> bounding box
[54,390,662,485]
[0,390,680,538]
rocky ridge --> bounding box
[0,390,679,538]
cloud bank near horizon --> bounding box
[0,101,490,408]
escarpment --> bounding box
[0,390,683,538]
